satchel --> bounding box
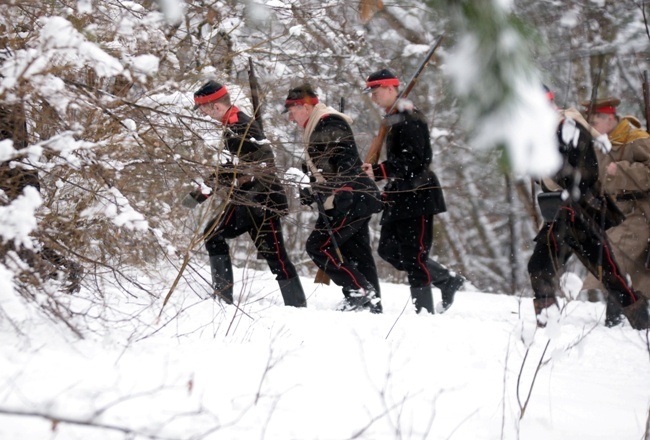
[537,192,565,222]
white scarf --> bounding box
[302,103,353,185]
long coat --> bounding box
[583,117,650,299]
[370,106,446,224]
[305,113,382,218]
[217,109,288,216]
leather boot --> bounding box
[427,259,451,286]
[209,254,234,304]
[533,296,558,328]
[622,298,650,330]
[411,285,434,314]
[440,275,464,312]
[278,277,307,307]
[604,294,624,328]
[338,287,380,313]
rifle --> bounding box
[313,192,345,285]
[248,57,263,132]
[586,55,604,124]
[642,71,650,269]
[588,55,605,280]
[643,70,650,133]
[313,96,347,285]
[364,34,444,164]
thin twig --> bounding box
[517,339,551,420]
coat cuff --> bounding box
[372,163,388,181]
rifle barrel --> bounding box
[387,34,444,115]
[640,71,650,267]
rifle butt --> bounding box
[314,269,331,285]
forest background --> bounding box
[1,0,650,332]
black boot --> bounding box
[427,259,451,285]
[338,287,379,313]
[622,298,650,330]
[440,275,463,312]
[604,294,624,328]
[278,277,307,307]
[369,291,383,314]
[427,260,462,312]
[533,296,558,328]
[209,254,234,304]
[411,286,434,314]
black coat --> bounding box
[217,110,288,215]
[537,117,624,235]
[371,107,446,224]
[304,114,381,218]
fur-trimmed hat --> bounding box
[193,80,228,110]
[282,83,319,113]
[579,97,621,115]
[363,69,400,93]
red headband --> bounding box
[285,96,319,108]
[194,86,228,106]
[594,105,617,115]
[366,78,400,89]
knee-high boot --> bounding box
[427,260,463,312]
[278,277,307,307]
[411,285,434,314]
[209,254,234,304]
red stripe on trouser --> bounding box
[269,219,290,279]
[222,206,236,226]
[551,210,637,303]
[320,215,364,291]
[602,239,638,303]
[417,216,431,285]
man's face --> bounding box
[370,86,397,110]
[589,112,617,135]
[287,104,311,127]
[198,102,226,121]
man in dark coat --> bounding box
[283,84,383,312]
[361,69,463,314]
[190,80,306,307]
[528,96,649,330]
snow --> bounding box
[157,0,185,25]
[0,139,14,162]
[38,17,124,78]
[129,54,160,77]
[79,186,149,231]
[0,186,42,248]
[289,25,304,36]
[1,4,649,438]
[1,262,649,440]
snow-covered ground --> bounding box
[1,263,649,440]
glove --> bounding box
[181,186,210,209]
[594,134,612,154]
[334,186,354,214]
[216,163,237,186]
[300,187,314,206]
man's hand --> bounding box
[361,163,374,179]
[300,187,314,206]
[606,162,618,176]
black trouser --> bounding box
[306,212,379,295]
[204,204,297,281]
[378,214,450,288]
[528,204,638,307]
